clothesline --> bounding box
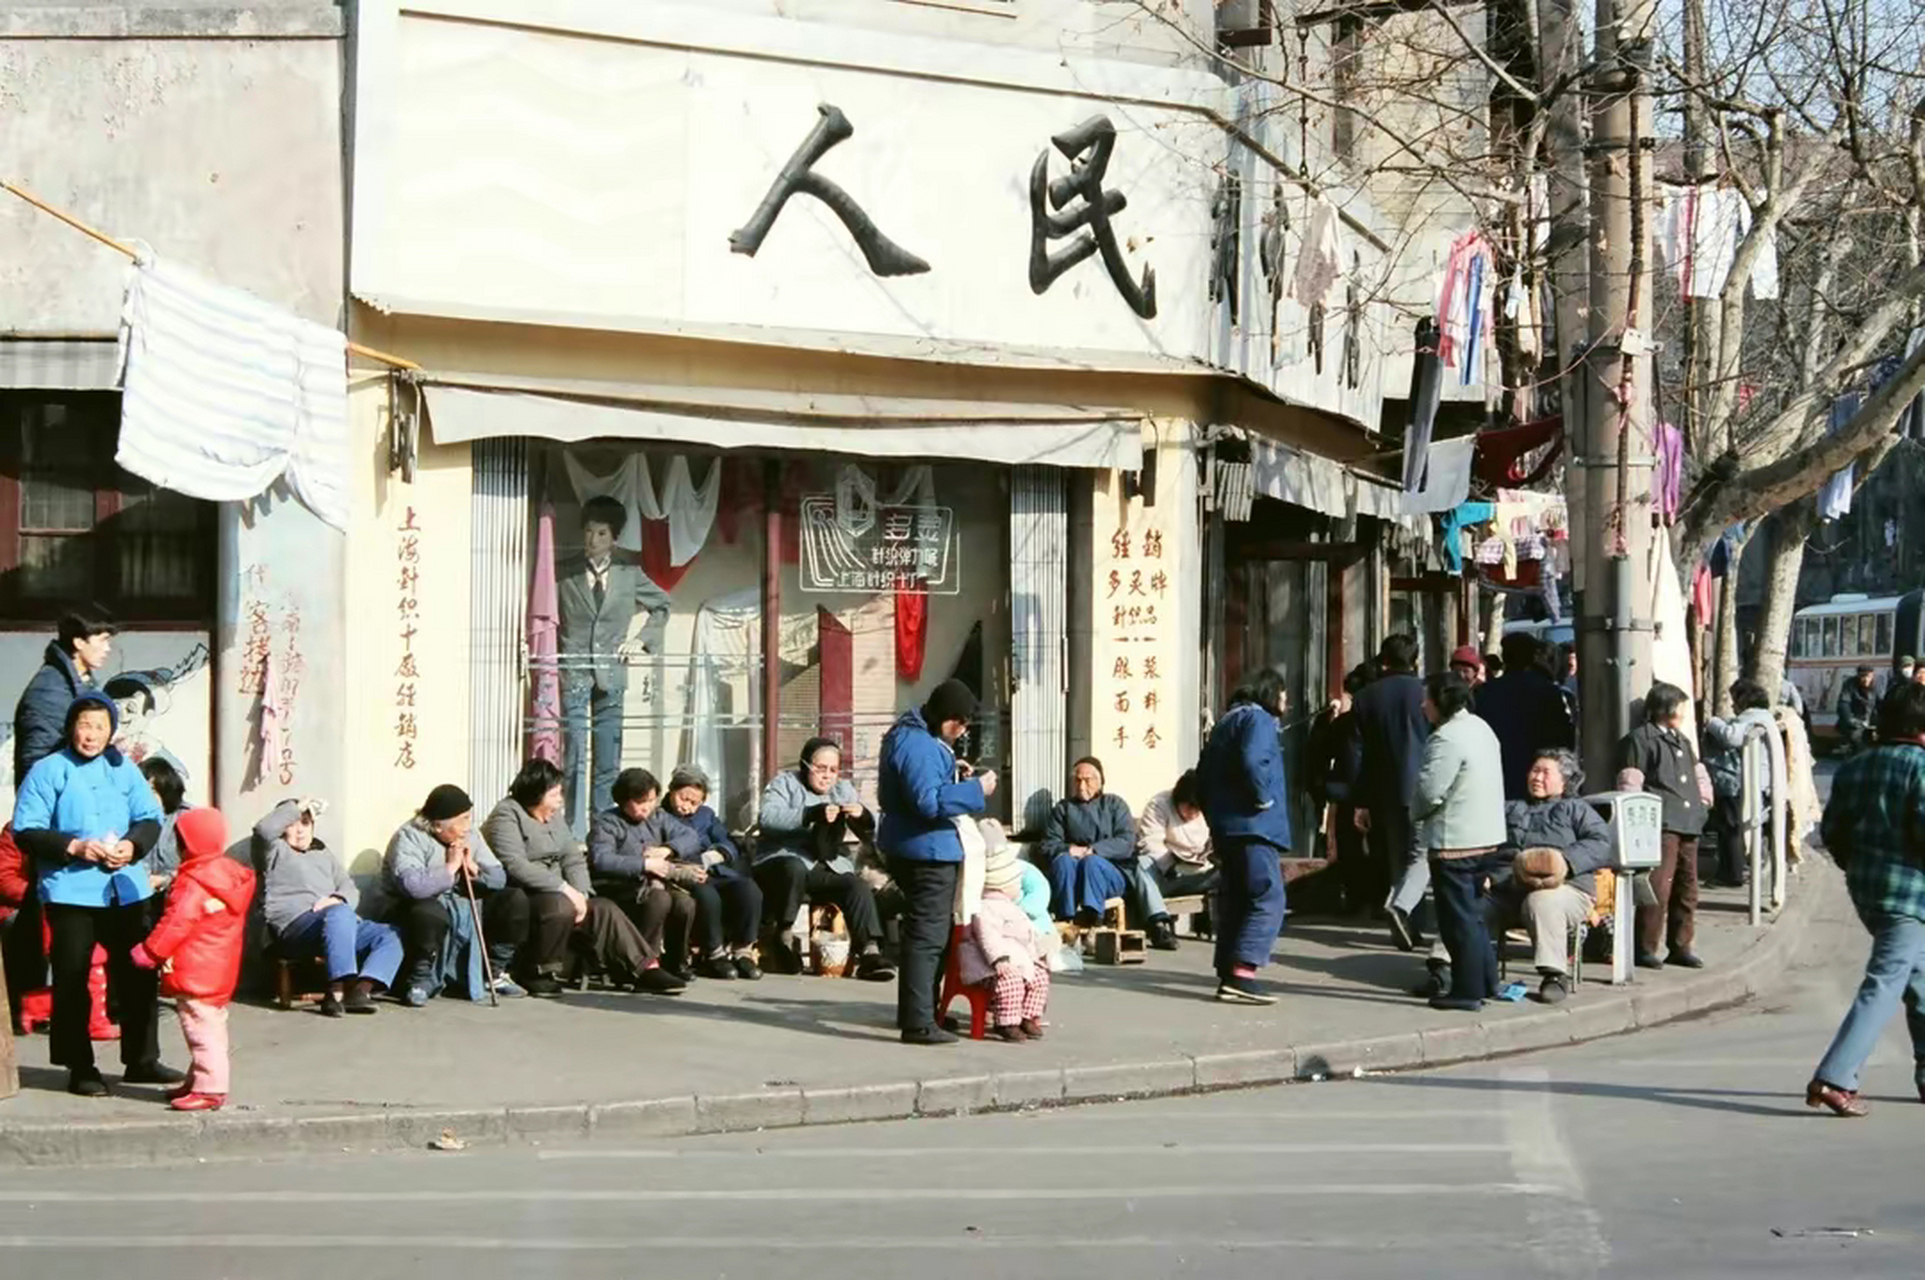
[1,178,420,372]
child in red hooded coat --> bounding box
[131,808,255,1112]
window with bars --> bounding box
[0,391,215,625]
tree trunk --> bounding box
[1748,500,1818,699]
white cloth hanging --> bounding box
[1660,185,1780,301]
[661,456,721,567]
[116,252,349,531]
[562,452,660,552]
[1289,198,1342,306]
[685,586,762,822]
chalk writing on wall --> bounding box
[1106,522,1170,753]
[238,565,303,787]
[395,506,421,770]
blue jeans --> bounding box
[1046,853,1128,921]
[1214,837,1287,976]
[1815,912,1925,1092]
[1430,851,1508,1003]
[563,683,624,835]
[280,903,404,988]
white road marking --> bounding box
[1500,1065,1610,1279]
[0,1184,1553,1205]
[0,1232,1531,1252]
[537,1141,1509,1160]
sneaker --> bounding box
[1535,974,1570,1005]
[1147,918,1181,951]
[900,1025,959,1046]
[631,966,688,995]
[169,1091,226,1113]
[1667,950,1705,970]
[402,985,432,1008]
[343,987,379,1015]
[524,975,565,998]
[68,1069,108,1098]
[733,954,764,981]
[1214,975,1277,1006]
[320,993,346,1018]
[698,956,740,980]
[122,1061,187,1087]
[490,973,527,998]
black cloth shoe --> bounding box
[123,1061,187,1087]
[761,934,803,975]
[1411,964,1450,999]
[343,986,379,1015]
[631,966,687,995]
[68,1069,108,1098]
[856,951,896,982]
[1635,951,1666,970]
[524,974,566,998]
[661,963,695,985]
[1429,995,1485,1011]
[1148,918,1180,951]
[901,1025,959,1046]
[733,954,763,981]
[1535,974,1570,1005]
[698,956,740,980]
[1667,950,1705,969]
[319,993,346,1018]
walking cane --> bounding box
[462,866,499,1008]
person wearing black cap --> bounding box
[366,783,531,1005]
[754,738,892,980]
[878,678,996,1045]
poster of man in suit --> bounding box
[559,495,670,831]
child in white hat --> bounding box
[957,835,1050,1041]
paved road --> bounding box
[0,892,1913,1280]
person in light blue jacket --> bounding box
[753,738,889,979]
[1196,668,1292,1006]
[12,691,178,1097]
[877,679,996,1045]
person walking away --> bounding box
[959,838,1050,1042]
[877,679,993,1046]
[1318,664,1374,914]
[1837,666,1878,755]
[1353,634,1431,950]
[128,807,254,1111]
[1412,673,1509,1011]
[1618,682,1708,971]
[1474,633,1577,800]
[1702,679,1771,888]
[1195,668,1292,1005]
[1804,682,1925,1116]
[11,692,181,1096]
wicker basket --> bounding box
[813,934,851,977]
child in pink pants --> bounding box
[959,847,1051,1042]
[132,808,255,1111]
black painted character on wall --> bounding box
[1027,115,1157,319]
[731,104,931,277]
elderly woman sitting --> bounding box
[257,797,404,1017]
[1043,757,1177,948]
[1497,748,1613,1005]
[754,738,893,980]
[364,784,529,1006]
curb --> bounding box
[0,863,1834,1168]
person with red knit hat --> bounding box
[131,808,255,1112]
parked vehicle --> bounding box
[1787,591,1924,745]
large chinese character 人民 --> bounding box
[1028,114,1156,319]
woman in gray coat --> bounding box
[1413,672,1509,1011]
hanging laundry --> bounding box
[527,504,562,765]
[1707,524,1744,577]
[1690,563,1715,626]
[1817,392,1861,521]
[1434,230,1494,382]
[1651,421,1684,520]
[1472,415,1563,487]
[1404,436,1476,515]
[896,579,929,681]
[1658,184,1780,301]
[561,452,661,553]
[1437,501,1495,574]
[1403,319,1442,493]
[116,252,350,531]
[1289,197,1342,307]
[661,456,722,567]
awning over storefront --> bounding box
[420,378,1145,471]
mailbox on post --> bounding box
[1587,790,1664,871]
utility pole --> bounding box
[1572,0,1659,781]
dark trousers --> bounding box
[1638,833,1700,956]
[1430,851,1507,1002]
[599,879,683,953]
[887,857,958,1033]
[1213,838,1287,976]
[571,897,657,982]
[398,885,530,978]
[1331,805,1375,912]
[45,901,159,1075]
[516,889,592,976]
[1711,795,1746,885]
[669,877,763,961]
[3,890,45,1020]
[754,857,883,950]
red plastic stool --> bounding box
[16,943,120,1040]
[936,923,988,1041]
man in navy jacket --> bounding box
[877,679,995,1045]
[1351,633,1431,950]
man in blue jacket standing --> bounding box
[877,679,996,1045]
[1196,668,1293,1005]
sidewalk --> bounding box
[0,869,1832,1166]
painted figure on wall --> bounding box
[1028,114,1157,319]
[105,643,209,770]
[559,495,671,834]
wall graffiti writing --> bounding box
[238,564,303,788]
[395,506,422,770]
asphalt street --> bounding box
[0,880,1916,1280]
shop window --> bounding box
[1855,615,1874,656]
[1822,616,1839,656]
[527,443,1010,827]
[0,391,214,626]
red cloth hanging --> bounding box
[1473,415,1564,487]
[637,526,696,593]
[896,580,928,681]
[1478,559,1542,590]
